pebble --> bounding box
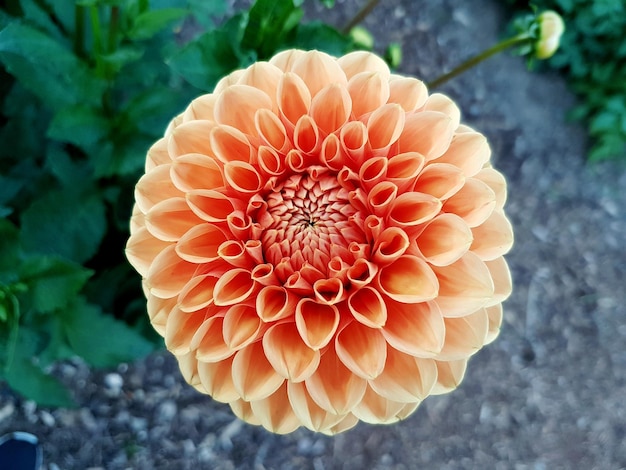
[104,373,124,397]
[0,402,15,424]
[40,410,55,427]
[156,400,177,423]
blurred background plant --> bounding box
[507,0,626,161]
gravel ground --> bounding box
[2,0,626,469]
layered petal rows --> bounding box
[126,50,513,434]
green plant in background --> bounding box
[0,0,375,406]
[508,0,626,161]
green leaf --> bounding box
[242,0,303,59]
[0,219,21,282]
[61,297,154,368]
[19,256,93,314]
[20,188,107,264]
[167,14,249,91]
[48,105,110,149]
[290,22,353,56]
[128,8,188,40]
[187,0,228,27]
[99,45,145,74]
[0,23,106,111]
[45,144,91,186]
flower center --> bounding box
[258,172,364,286]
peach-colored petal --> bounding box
[386,152,425,191]
[232,341,284,401]
[359,156,388,189]
[293,115,320,155]
[388,192,443,229]
[183,93,217,122]
[470,210,514,261]
[382,299,445,358]
[268,49,305,71]
[335,321,387,379]
[177,274,218,312]
[417,213,473,266]
[186,189,236,223]
[422,93,461,129]
[177,351,201,389]
[263,322,321,382]
[337,50,390,81]
[347,286,387,328]
[309,83,352,135]
[377,255,439,303]
[249,383,301,434]
[287,381,348,432]
[485,256,513,306]
[474,168,508,210]
[431,359,467,395]
[387,76,428,111]
[320,133,347,171]
[255,109,290,153]
[345,258,378,289]
[438,308,489,360]
[145,197,202,242]
[366,103,405,152]
[484,304,503,344]
[320,413,360,435]
[398,111,455,160]
[126,226,171,277]
[147,245,198,299]
[443,177,496,228]
[197,356,239,402]
[277,72,311,127]
[372,226,410,265]
[368,181,398,216]
[170,153,224,192]
[237,62,282,107]
[313,277,345,305]
[229,399,262,426]
[415,162,465,200]
[213,268,256,306]
[214,84,272,135]
[437,132,490,177]
[164,306,205,355]
[340,121,368,162]
[291,50,348,97]
[257,146,286,176]
[146,137,171,171]
[369,346,437,402]
[191,313,233,363]
[305,346,367,414]
[135,164,183,213]
[222,304,263,351]
[295,299,340,350]
[352,386,412,424]
[348,71,390,117]
[168,120,216,158]
[255,285,298,322]
[210,124,253,164]
[146,293,176,335]
[223,161,262,194]
[432,252,495,317]
[213,69,245,94]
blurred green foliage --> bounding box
[0,0,365,406]
[508,0,626,161]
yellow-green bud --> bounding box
[535,10,565,59]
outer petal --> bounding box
[232,341,284,401]
[263,322,321,382]
[288,381,348,432]
[335,321,387,379]
[249,383,301,434]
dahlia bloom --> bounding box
[126,49,513,434]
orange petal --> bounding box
[257,145,286,176]
[320,414,360,435]
[438,308,489,360]
[197,356,239,402]
[368,181,398,216]
[223,304,263,351]
[210,124,253,163]
[340,121,368,162]
[484,304,503,344]
[213,69,244,94]
[305,347,367,414]
[485,256,512,306]
[359,156,388,190]
[347,286,387,328]
[309,83,352,135]
[171,153,224,192]
[376,255,439,303]
[213,268,256,306]
[145,197,202,242]
[398,111,454,160]
[214,84,272,135]
[223,161,262,194]
[175,223,228,263]
[335,321,387,379]
[348,71,390,117]
[191,313,233,363]
[135,164,182,213]
[268,49,305,71]
[313,277,345,305]
[366,103,405,151]
[146,293,176,336]
[417,213,473,266]
[186,189,236,222]
[471,210,514,261]
[176,351,201,389]
[443,177,496,228]
[168,120,216,158]
[182,93,217,122]
[277,72,311,127]
[352,385,411,424]
[337,50,390,80]
[147,245,197,298]
[382,299,445,358]
[256,285,298,322]
[263,322,321,382]
[238,62,282,107]
[346,258,378,289]
[231,341,284,401]
[422,93,461,129]
[291,50,347,98]
[432,252,495,317]
[255,109,290,153]
[437,132,490,177]
[249,383,301,434]
[372,226,410,265]
[287,381,347,432]
[369,346,437,402]
[295,299,340,350]
[431,359,467,395]
[388,192,442,228]
[229,399,262,426]
[474,168,507,210]
[387,76,428,111]
[320,133,347,171]
[415,163,465,200]
[177,274,218,312]
[126,226,170,277]
[293,115,320,155]
[386,152,425,191]
[164,306,205,355]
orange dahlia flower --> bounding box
[126,49,513,434]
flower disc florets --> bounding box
[126,49,513,434]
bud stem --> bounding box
[428,33,531,89]
[342,0,380,35]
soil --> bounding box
[2,0,626,469]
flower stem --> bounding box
[427,34,531,89]
[341,0,380,34]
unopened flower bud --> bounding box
[535,10,565,59]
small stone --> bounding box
[104,373,124,396]
[156,400,177,423]
[0,402,15,424]
[40,410,55,427]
